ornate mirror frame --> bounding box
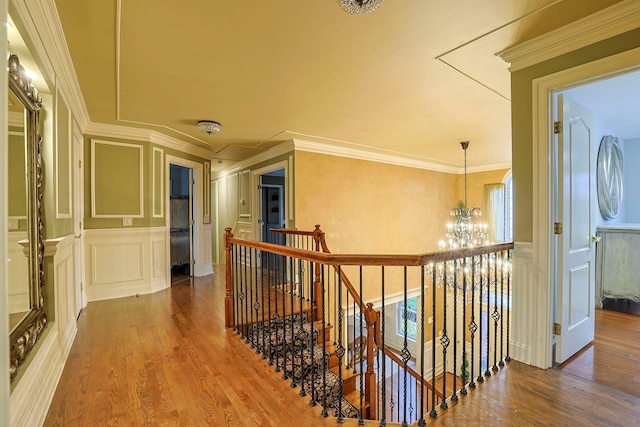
[8,53,47,381]
[596,135,624,221]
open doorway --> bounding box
[170,164,194,285]
[260,169,286,245]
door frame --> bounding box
[251,160,289,243]
[532,47,640,368]
[165,155,206,278]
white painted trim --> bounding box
[90,139,144,218]
[11,0,91,128]
[288,155,294,222]
[152,147,164,218]
[165,156,210,278]
[498,0,640,71]
[293,138,511,174]
[215,140,295,179]
[203,162,211,224]
[54,86,73,219]
[84,121,214,160]
[84,227,168,301]
[531,48,640,369]
[251,160,289,242]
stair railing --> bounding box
[225,226,514,425]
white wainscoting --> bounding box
[201,224,213,276]
[511,242,534,365]
[11,235,77,427]
[84,227,168,301]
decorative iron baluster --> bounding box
[249,248,255,348]
[233,245,239,333]
[440,262,449,410]
[358,266,365,424]
[460,257,468,396]
[430,264,437,418]
[484,253,492,378]
[402,266,410,426]
[336,266,345,423]
[499,250,506,368]
[320,266,328,417]
[468,255,477,389]
[418,265,426,426]
[506,250,512,363]
[477,254,485,383]
[266,251,273,364]
[381,266,387,426]
[451,259,459,403]
[492,253,500,372]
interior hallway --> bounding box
[43,266,640,426]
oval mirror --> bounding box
[596,135,623,221]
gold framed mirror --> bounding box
[7,53,47,381]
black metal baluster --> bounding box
[336,266,345,423]
[484,254,492,378]
[307,262,315,402]
[274,253,282,374]
[249,248,255,348]
[460,257,468,396]
[402,266,410,426]
[430,264,437,418]
[295,258,304,389]
[286,256,295,381]
[418,265,426,426]
[241,246,247,339]
[478,254,485,383]
[469,255,477,389]
[320,265,328,417]
[440,262,449,410]
[266,250,273,363]
[451,260,458,403]
[506,250,512,363]
[492,252,499,373]
[381,266,387,426]
[499,250,506,368]
[358,266,364,424]
[233,245,239,334]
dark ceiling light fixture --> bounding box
[338,0,384,15]
[197,120,221,135]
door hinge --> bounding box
[554,121,563,134]
[553,322,561,335]
[257,184,262,190]
[554,222,563,235]
[190,179,195,185]
[189,219,194,225]
[190,259,195,266]
[78,159,82,168]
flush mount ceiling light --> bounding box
[338,0,384,15]
[197,120,221,135]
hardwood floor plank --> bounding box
[44,266,640,426]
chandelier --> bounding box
[338,0,384,15]
[439,141,489,250]
[197,120,221,135]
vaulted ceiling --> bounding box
[52,0,622,172]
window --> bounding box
[396,297,417,341]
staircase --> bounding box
[244,307,362,419]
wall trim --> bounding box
[11,0,91,128]
[498,0,640,71]
[152,147,164,218]
[84,121,214,160]
[90,139,144,218]
[215,140,295,179]
[293,139,511,174]
[54,86,73,219]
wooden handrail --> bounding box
[226,233,514,268]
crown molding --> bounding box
[498,0,640,72]
[293,139,510,174]
[11,0,91,128]
[84,122,214,160]
[214,140,295,179]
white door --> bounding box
[554,94,596,364]
[72,122,85,317]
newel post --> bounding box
[364,303,379,419]
[312,224,324,322]
[224,227,234,328]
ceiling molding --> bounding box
[11,0,91,128]
[293,139,510,174]
[84,122,215,160]
[497,0,640,72]
[214,141,295,179]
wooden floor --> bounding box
[44,267,640,426]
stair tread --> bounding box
[343,390,369,410]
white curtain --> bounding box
[483,183,506,243]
